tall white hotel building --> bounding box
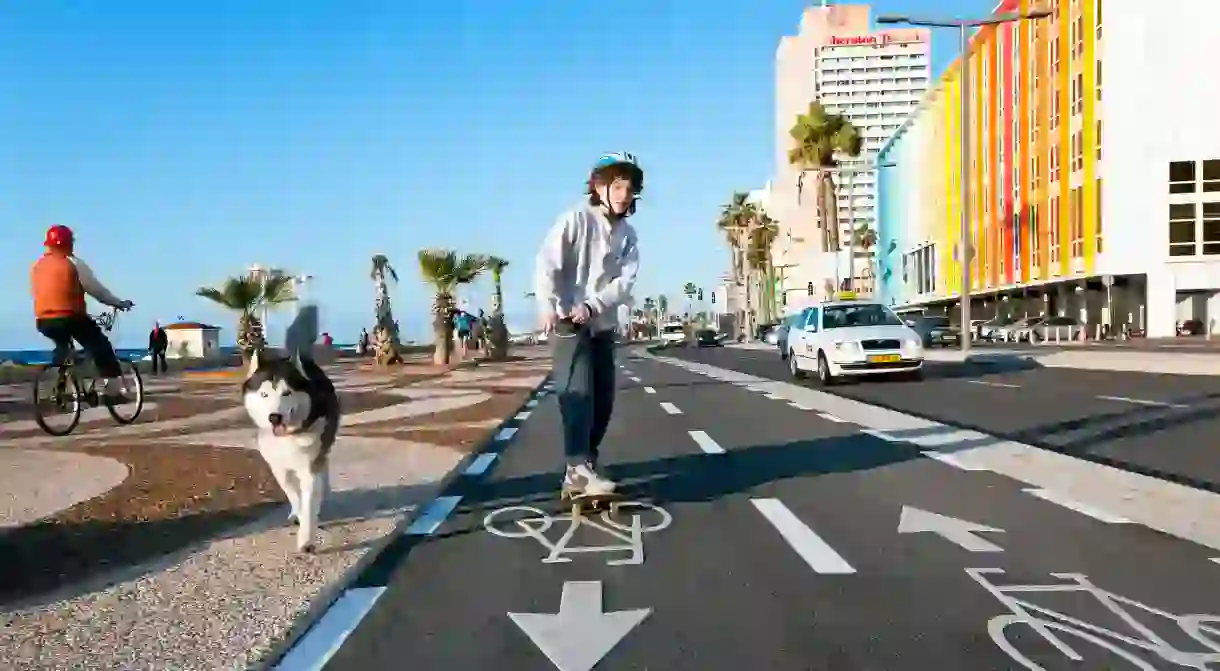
[771,4,931,300]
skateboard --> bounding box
[560,489,640,517]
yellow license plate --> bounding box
[868,354,901,364]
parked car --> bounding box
[776,313,803,360]
[978,316,1016,341]
[660,322,686,347]
[996,316,1045,342]
[908,315,960,348]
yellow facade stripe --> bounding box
[1036,18,1050,280]
[988,28,1000,288]
[1056,0,1070,277]
[1018,0,1031,283]
[945,70,959,295]
[1082,0,1097,274]
[973,37,985,291]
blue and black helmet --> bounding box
[593,152,639,170]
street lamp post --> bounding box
[878,7,1051,356]
[808,161,895,294]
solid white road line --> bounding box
[688,430,725,454]
[920,450,989,472]
[1096,395,1188,409]
[1023,488,1131,524]
[464,453,498,476]
[405,495,463,535]
[643,386,657,394]
[274,587,387,671]
[751,498,856,574]
[659,402,682,415]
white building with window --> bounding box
[771,4,930,300]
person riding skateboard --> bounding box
[534,152,642,497]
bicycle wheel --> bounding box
[105,359,144,424]
[32,365,82,436]
[988,614,1157,670]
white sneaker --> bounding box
[563,462,616,496]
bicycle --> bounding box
[968,567,1220,669]
[31,308,146,436]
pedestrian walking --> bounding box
[533,151,641,497]
[148,321,168,375]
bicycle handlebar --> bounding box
[93,306,126,333]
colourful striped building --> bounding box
[876,0,1220,337]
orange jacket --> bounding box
[31,252,86,319]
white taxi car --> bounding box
[784,294,924,384]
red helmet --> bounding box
[44,225,74,249]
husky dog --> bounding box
[242,348,340,553]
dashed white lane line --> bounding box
[688,430,725,454]
[273,587,387,670]
[1023,488,1131,524]
[405,495,463,535]
[788,401,813,411]
[464,453,498,476]
[495,427,519,441]
[525,399,538,408]
[643,386,657,394]
[818,413,845,422]
[751,498,856,574]
[763,393,783,400]
[1211,558,1220,566]
[1096,395,1188,409]
[659,402,682,415]
[514,411,531,420]
[967,380,1021,388]
[628,376,642,383]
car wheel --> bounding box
[817,352,836,386]
[789,350,805,379]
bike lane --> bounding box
[647,352,1220,669]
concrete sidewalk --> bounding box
[0,348,551,671]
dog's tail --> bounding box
[284,303,320,362]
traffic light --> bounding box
[807,281,814,296]
[698,288,703,301]
[710,292,716,304]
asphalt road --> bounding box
[294,349,1220,670]
[670,345,1220,493]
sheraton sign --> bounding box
[828,32,923,46]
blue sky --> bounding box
[0,0,983,350]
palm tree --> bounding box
[642,296,656,337]
[485,256,510,360]
[370,254,403,365]
[855,227,879,295]
[196,271,296,364]
[788,101,862,285]
[657,295,669,323]
[418,249,488,366]
[716,192,753,289]
[746,214,780,323]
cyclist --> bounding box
[534,151,642,497]
[30,225,135,402]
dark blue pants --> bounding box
[550,322,616,468]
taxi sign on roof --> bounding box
[827,291,857,301]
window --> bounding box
[1169,203,1197,256]
[1204,159,1220,192]
[1051,37,1060,75]
[1072,131,1083,172]
[1073,73,1084,115]
[1030,205,1041,264]
[1096,59,1102,101]
[1050,144,1060,183]
[1096,120,1102,160]
[1074,14,1085,57]
[1096,0,1102,40]
[1170,161,1197,194]
[1051,92,1060,129]
[1096,178,1104,253]
[1205,203,1220,255]
[1070,186,1084,257]
[1049,197,1061,264]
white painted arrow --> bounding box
[898,506,1005,553]
[509,581,650,671]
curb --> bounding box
[250,370,550,670]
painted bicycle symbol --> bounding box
[484,502,672,566]
[969,568,1220,669]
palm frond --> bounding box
[196,276,263,312]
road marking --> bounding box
[628,376,641,383]
[464,453,498,476]
[763,393,783,400]
[921,450,989,471]
[659,402,682,415]
[861,428,898,441]
[525,399,539,408]
[508,581,650,671]
[495,427,519,441]
[1211,558,1220,566]
[515,411,532,420]
[643,386,656,394]
[1023,488,1131,524]
[272,586,386,670]
[750,498,856,574]
[1096,395,1188,409]
[967,380,1021,388]
[745,385,766,393]
[818,413,845,422]
[688,430,725,454]
[898,506,1005,552]
[406,495,463,535]
[788,402,813,410]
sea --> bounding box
[0,344,356,365]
